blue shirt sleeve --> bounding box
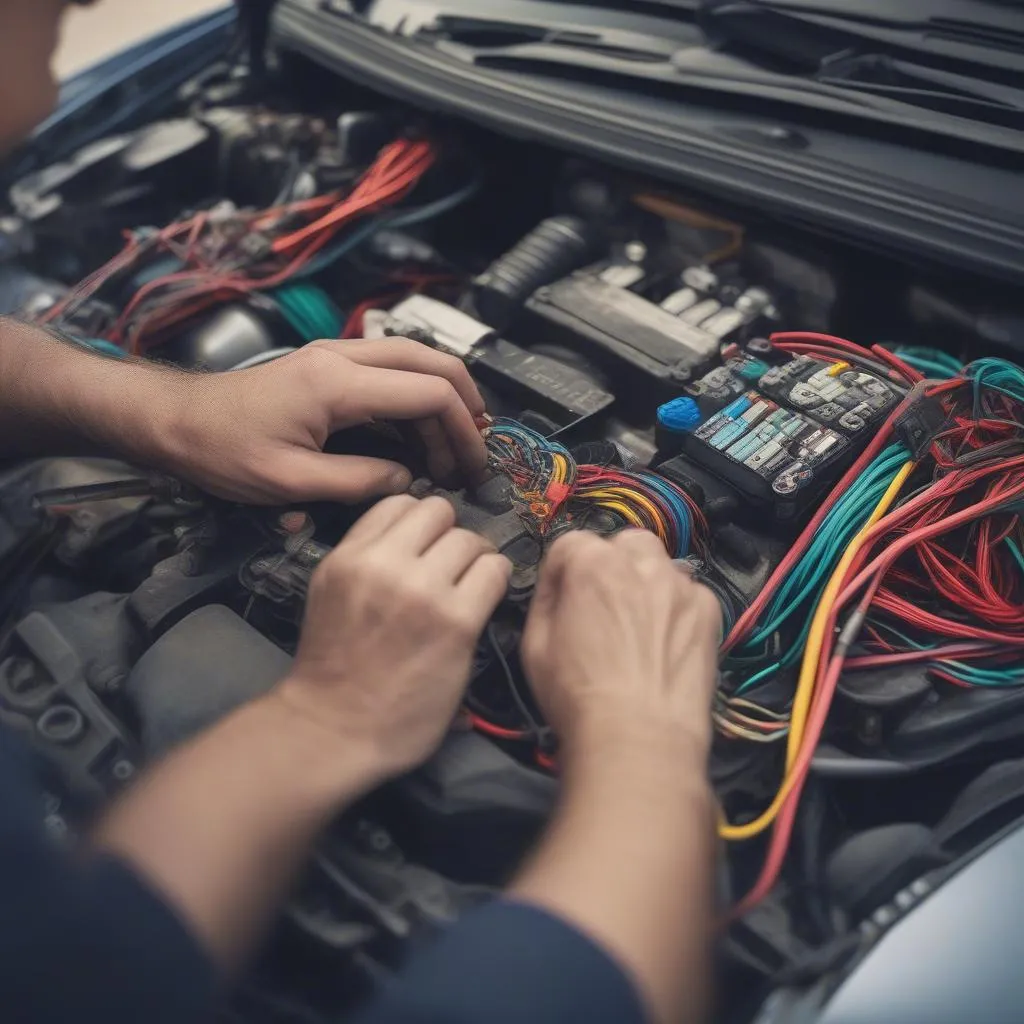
[353,900,649,1024]
[0,731,216,1024]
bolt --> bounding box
[369,828,391,853]
[112,760,135,782]
[624,240,647,264]
[894,889,915,911]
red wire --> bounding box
[271,139,435,254]
[733,445,1024,915]
[467,713,529,741]
[722,382,929,654]
[871,344,924,383]
[100,139,438,351]
[770,331,872,356]
[843,643,996,669]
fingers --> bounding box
[339,366,488,482]
[542,530,607,577]
[383,495,457,555]
[523,532,594,658]
[413,416,457,483]
[270,451,412,504]
[456,553,512,620]
[421,526,495,583]
[611,527,672,563]
[320,338,487,417]
[340,493,418,549]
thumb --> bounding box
[521,542,569,666]
[278,451,412,503]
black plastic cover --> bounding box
[126,604,292,757]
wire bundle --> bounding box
[271,282,342,341]
[711,333,1024,916]
[572,465,704,558]
[484,419,578,531]
[719,443,913,722]
[38,138,438,352]
[482,418,706,556]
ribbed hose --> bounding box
[471,216,599,329]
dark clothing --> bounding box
[0,729,645,1024]
[352,901,647,1024]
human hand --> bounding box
[155,338,488,504]
[521,530,721,760]
[278,494,511,779]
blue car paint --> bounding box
[2,6,236,187]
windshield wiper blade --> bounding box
[359,0,702,52]
[817,52,1024,127]
[336,1,1024,154]
[422,32,1024,148]
[699,0,1024,80]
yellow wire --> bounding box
[719,460,914,842]
[581,486,670,546]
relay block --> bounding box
[659,353,900,520]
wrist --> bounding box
[265,677,392,802]
[81,358,198,473]
[39,332,192,469]
[562,703,713,792]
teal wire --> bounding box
[963,358,1024,417]
[1005,537,1024,576]
[272,282,342,341]
[932,659,1024,687]
[893,346,963,378]
[743,445,908,647]
[731,444,910,695]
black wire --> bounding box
[486,623,542,738]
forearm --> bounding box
[0,316,187,465]
[510,713,717,1024]
[93,683,383,972]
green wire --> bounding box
[731,444,911,695]
[743,445,908,647]
[271,283,342,342]
[932,659,1024,687]
[893,346,964,378]
[734,661,782,695]
[1005,537,1024,577]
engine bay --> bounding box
[3,52,1024,1023]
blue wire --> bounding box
[640,471,693,557]
[732,444,910,694]
[295,176,481,278]
[744,446,908,647]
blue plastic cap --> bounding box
[657,397,702,432]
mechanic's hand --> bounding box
[163,338,488,504]
[521,530,721,758]
[279,494,511,778]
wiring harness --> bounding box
[483,418,707,558]
[713,333,1024,915]
[466,418,709,765]
[35,137,469,353]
